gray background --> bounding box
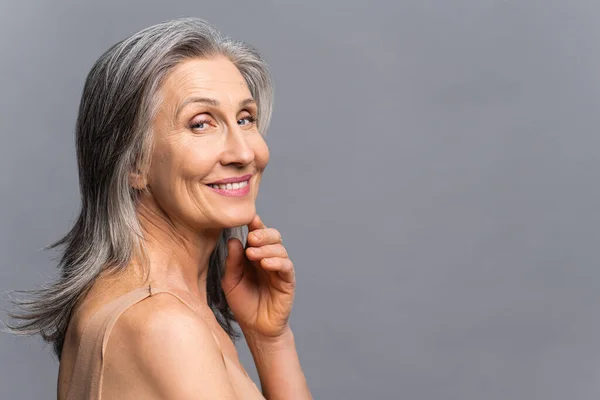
[1,0,599,399]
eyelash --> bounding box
[189,115,257,130]
[239,115,257,126]
[190,118,212,130]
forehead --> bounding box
[160,57,252,106]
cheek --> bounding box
[147,146,174,190]
[148,140,215,190]
[171,139,218,179]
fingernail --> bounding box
[251,232,261,240]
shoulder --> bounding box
[107,292,238,399]
[119,292,209,346]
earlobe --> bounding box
[129,171,147,190]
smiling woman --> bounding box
[6,17,311,400]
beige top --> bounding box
[63,284,265,399]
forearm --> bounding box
[245,327,312,400]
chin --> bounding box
[213,207,256,229]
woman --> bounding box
[8,17,312,399]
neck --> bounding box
[130,195,221,301]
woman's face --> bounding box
[143,56,269,231]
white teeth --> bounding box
[209,180,248,190]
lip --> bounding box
[207,173,253,185]
[206,179,251,198]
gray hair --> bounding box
[5,17,274,358]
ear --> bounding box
[129,170,147,190]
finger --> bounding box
[260,257,295,283]
[247,214,267,233]
[247,228,283,246]
[246,244,288,260]
[221,238,246,293]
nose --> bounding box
[219,122,254,167]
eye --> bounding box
[189,115,214,131]
[237,115,257,127]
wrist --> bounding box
[245,326,311,399]
[244,325,295,355]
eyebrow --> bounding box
[175,97,257,118]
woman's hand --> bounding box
[221,214,296,340]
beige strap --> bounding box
[65,286,152,400]
[148,284,226,356]
[65,284,231,399]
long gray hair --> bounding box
[5,17,274,359]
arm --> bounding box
[116,294,239,399]
[221,214,312,400]
[246,327,312,400]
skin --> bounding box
[57,57,312,399]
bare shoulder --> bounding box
[105,292,238,399]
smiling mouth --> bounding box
[206,180,249,190]
[205,179,251,198]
